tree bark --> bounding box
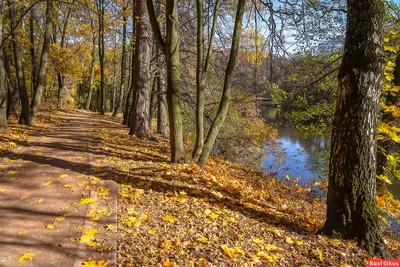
[320,0,390,258]
[85,18,96,111]
[157,53,167,137]
[197,0,245,165]
[0,0,7,134]
[129,0,151,139]
[30,0,53,124]
[8,0,30,125]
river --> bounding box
[261,107,400,230]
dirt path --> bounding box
[0,111,116,267]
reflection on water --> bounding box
[262,125,328,185]
[261,107,400,230]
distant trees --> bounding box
[320,0,390,258]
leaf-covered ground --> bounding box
[88,113,400,267]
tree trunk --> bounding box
[129,0,151,139]
[85,20,96,111]
[192,0,220,161]
[97,0,105,115]
[113,5,128,117]
[123,18,135,126]
[8,0,30,125]
[30,0,53,124]
[30,7,37,95]
[0,0,7,134]
[320,0,390,258]
[156,54,167,137]
[147,0,185,162]
[197,0,245,165]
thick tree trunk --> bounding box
[113,5,128,117]
[0,0,7,134]
[320,0,390,258]
[30,0,53,124]
[129,0,151,139]
[8,0,30,125]
[123,19,135,126]
[157,54,167,137]
[197,0,245,165]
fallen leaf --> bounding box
[18,253,35,263]
[79,198,95,205]
[163,215,177,223]
[82,259,109,267]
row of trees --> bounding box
[0,0,396,258]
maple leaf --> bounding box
[79,228,98,245]
[285,236,295,244]
[18,253,35,263]
[82,259,109,267]
[59,174,69,178]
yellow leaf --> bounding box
[256,252,281,262]
[340,263,352,267]
[59,174,69,178]
[148,229,157,235]
[46,223,55,229]
[140,214,149,221]
[209,213,219,219]
[33,199,43,204]
[221,245,237,259]
[0,187,5,192]
[42,180,53,186]
[9,171,17,175]
[296,240,304,246]
[82,259,109,267]
[79,228,98,244]
[63,184,72,188]
[17,230,27,236]
[163,215,177,223]
[18,253,35,263]
[253,238,263,244]
[197,237,210,243]
[285,236,295,244]
[105,224,116,231]
[264,244,284,252]
[161,240,172,249]
[225,217,236,223]
[163,259,175,267]
[79,198,95,205]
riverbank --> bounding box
[89,112,400,266]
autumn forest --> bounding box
[0,0,399,266]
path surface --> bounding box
[0,111,116,267]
